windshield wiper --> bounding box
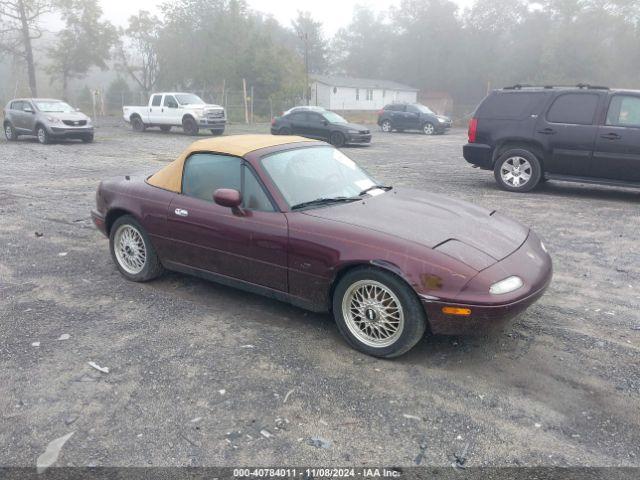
[291,196,361,211]
[359,185,393,196]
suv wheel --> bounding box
[423,122,435,135]
[381,120,392,132]
[4,122,17,141]
[494,149,542,192]
[36,125,50,144]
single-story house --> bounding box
[310,75,418,111]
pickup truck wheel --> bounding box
[160,126,171,132]
[131,116,145,132]
[210,128,224,136]
[381,120,392,133]
[494,149,542,192]
[4,122,18,141]
[182,117,199,136]
[36,125,50,144]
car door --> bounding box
[405,105,423,130]
[591,93,640,182]
[534,92,602,177]
[162,94,181,125]
[9,101,27,132]
[306,112,329,140]
[148,94,163,124]
[165,153,288,291]
[287,112,308,136]
[388,104,407,129]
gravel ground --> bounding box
[1,120,639,468]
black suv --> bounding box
[377,103,452,135]
[464,84,640,192]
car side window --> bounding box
[407,105,420,114]
[308,113,324,124]
[606,95,640,128]
[289,112,306,122]
[546,93,599,125]
[10,101,21,110]
[182,153,241,202]
[22,101,34,112]
[243,166,274,212]
[164,95,179,108]
[151,95,162,107]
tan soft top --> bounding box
[147,134,316,193]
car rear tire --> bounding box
[422,122,435,135]
[182,116,199,136]
[131,116,146,132]
[82,133,94,143]
[278,127,292,135]
[332,267,427,358]
[210,128,224,136]
[494,149,542,192]
[36,125,50,144]
[381,120,392,133]
[160,126,172,132]
[329,131,346,148]
[109,215,164,282]
[4,122,17,141]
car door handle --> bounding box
[600,132,621,140]
[537,128,556,135]
[174,208,188,217]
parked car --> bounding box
[123,92,226,136]
[377,103,452,135]
[3,98,94,144]
[91,135,552,358]
[464,84,640,192]
[271,110,371,147]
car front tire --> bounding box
[332,267,427,358]
[329,131,346,148]
[423,122,435,135]
[4,122,17,141]
[36,125,50,144]
[494,149,542,192]
[109,215,164,282]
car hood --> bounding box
[302,188,529,270]
[43,111,89,121]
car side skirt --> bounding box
[162,260,328,313]
[545,173,640,189]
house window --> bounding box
[366,89,373,101]
[356,88,360,101]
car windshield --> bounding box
[35,101,74,113]
[322,112,348,124]
[176,94,205,105]
[413,104,434,114]
[261,146,387,209]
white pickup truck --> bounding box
[123,92,226,136]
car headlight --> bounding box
[489,276,524,295]
[47,117,61,124]
[438,117,447,123]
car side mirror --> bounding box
[214,188,243,212]
[323,120,328,126]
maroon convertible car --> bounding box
[92,135,552,357]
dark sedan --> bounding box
[271,110,371,147]
[92,135,552,358]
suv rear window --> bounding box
[477,92,545,119]
[546,93,599,125]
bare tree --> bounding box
[116,11,160,97]
[0,0,52,96]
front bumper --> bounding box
[463,143,494,170]
[49,126,94,138]
[91,210,108,237]
[198,118,226,128]
[421,232,553,335]
[436,121,452,132]
[346,133,372,144]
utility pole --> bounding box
[299,31,310,106]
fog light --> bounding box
[490,276,523,295]
[442,306,472,316]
